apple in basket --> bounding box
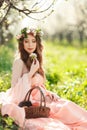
[18,101,32,107]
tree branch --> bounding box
[0,0,55,24]
[32,0,55,13]
[24,9,54,21]
[0,3,11,24]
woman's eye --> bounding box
[32,40,36,43]
[25,40,28,43]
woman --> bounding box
[0,27,87,130]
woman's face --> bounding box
[23,34,37,54]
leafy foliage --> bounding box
[0,115,19,130]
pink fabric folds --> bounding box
[0,73,87,130]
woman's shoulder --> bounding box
[13,57,24,67]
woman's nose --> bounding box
[28,42,32,46]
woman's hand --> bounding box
[45,92,59,103]
[29,58,39,77]
[45,95,52,103]
[50,93,59,102]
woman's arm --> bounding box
[29,58,39,78]
[11,58,24,88]
[45,90,60,102]
[11,58,39,88]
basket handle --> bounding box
[24,86,46,107]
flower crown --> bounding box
[17,27,43,41]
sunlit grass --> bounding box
[44,41,87,109]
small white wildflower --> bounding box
[29,53,37,60]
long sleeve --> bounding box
[11,58,24,88]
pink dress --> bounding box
[0,58,87,130]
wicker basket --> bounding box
[19,86,50,119]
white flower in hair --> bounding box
[29,53,37,60]
[35,28,44,37]
[31,28,37,36]
[27,29,31,34]
[17,27,44,41]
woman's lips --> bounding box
[28,48,33,50]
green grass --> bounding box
[0,39,16,91]
[0,40,19,129]
[44,41,87,109]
